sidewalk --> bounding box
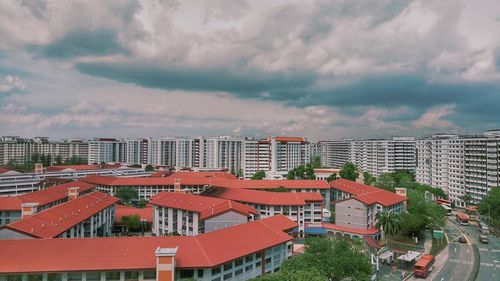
[406,231,449,281]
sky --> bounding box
[1,0,500,141]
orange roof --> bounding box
[81,175,221,186]
[212,179,331,190]
[5,192,119,238]
[331,179,407,207]
[204,187,323,206]
[271,136,306,142]
[323,223,380,235]
[0,181,96,211]
[0,215,296,273]
[46,164,123,172]
[114,205,153,224]
[0,167,18,174]
[149,192,257,220]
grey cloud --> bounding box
[35,29,127,59]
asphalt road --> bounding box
[433,219,474,281]
[461,224,500,281]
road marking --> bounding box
[493,249,500,253]
[455,247,457,253]
[479,247,488,251]
[466,248,470,254]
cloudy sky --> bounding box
[1,0,499,141]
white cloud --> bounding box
[412,105,456,129]
[0,75,25,93]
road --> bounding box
[433,219,474,281]
[461,223,500,281]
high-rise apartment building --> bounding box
[318,140,351,168]
[0,136,88,165]
[416,130,500,206]
[125,139,149,164]
[242,139,271,179]
[88,138,126,164]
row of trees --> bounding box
[252,237,372,281]
[2,154,88,172]
[478,187,500,230]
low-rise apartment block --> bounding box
[0,191,118,239]
[150,192,257,236]
[0,216,297,281]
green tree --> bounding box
[375,210,401,244]
[311,156,322,169]
[461,194,473,206]
[399,212,426,236]
[115,187,139,203]
[251,170,266,180]
[31,153,40,164]
[478,187,500,228]
[145,164,154,172]
[287,164,316,180]
[121,214,141,232]
[326,173,337,182]
[137,199,148,208]
[363,171,376,186]
[406,189,446,229]
[253,237,371,281]
[339,162,359,181]
[54,155,63,165]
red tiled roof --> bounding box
[331,179,407,207]
[114,205,153,224]
[212,179,331,190]
[149,192,257,220]
[81,175,219,186]
[0,181,96,211]
[0,215,296,273]
[271,136,305,142]
[204,187,323,206]
[0,167,19,175]
[323,223,380,235]
[5,192,119,238]
[46,164,123,172]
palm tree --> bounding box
[375,210,401,245]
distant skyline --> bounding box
[1,0,500,141]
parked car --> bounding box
[479,235,489,244]
[459,236,467,243]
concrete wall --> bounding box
[204,211,248,233]
[335,198,368,230]
[0,228,33,239]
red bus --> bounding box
[456,212,469,226]
[435,198,451,206]
[414,254,435,278]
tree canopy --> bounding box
[375,210,401,244]
[121,215,141,232]
[326,173,338,182]
[478,187,500,228]
[252,237,372,281]
[115,187,139,203]
[145,164,154,172]
[251,170,266,180]
[363,171,376,186]
[339,162,359,181]
[286,163,316,180]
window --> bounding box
[223,273,232,280]
[197,269,204,278]
[179,270,194,279]
[265,257,272,264]
[106,272,121,281]
[27,275,43,281]
[235,258,243,267]
[223,262,233,271]
[143,270,156,280]
[211,267,221,275]
[245,255,253,263]
[68,272,82,281]
[256,252,262,259]
[245,264,253,271]
[255,261,262,267]
[124,272,139,281]
[86,272,100,281]
[7,276,22,281]
[47,274,62,281]
[235,269,243,276]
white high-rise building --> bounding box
[147,138,176,167]
[416,130,500,207]
[242,139,271,179]
[318,140,351,168]
[268,136,310,178]
[126,139,148,165]
[88,138,126,164]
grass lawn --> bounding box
[387,240,417,251]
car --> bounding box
[459,236,467,243]
[479,235,489,244]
